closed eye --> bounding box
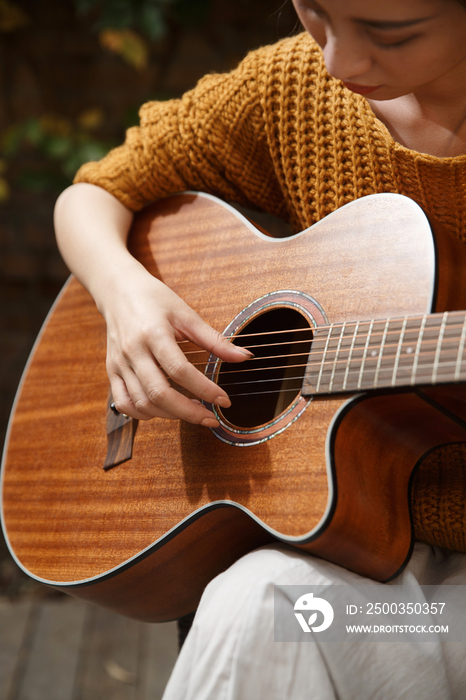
[371,34,418,49]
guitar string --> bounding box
[167,351,463,397]
[182,333,315,356]
[178,320,466,361]
[215,354,462,387]
[177,313,466,351]
[177,314,466,343]
[222,362,465,397]
[169,315,466,396]
[216,356,464,393]
[183,336,464,374]
[170,359,464,398]
[184,341,457,374]
[219,361,463,395]
[202,354,466,398]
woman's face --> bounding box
[292,0,466,100]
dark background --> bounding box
[0,0,299,597]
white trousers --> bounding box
[162,543,466,700]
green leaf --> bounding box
[23,119,43,146]
[138,4,166,40]
[77,141,111,161]
[62,141,112,176]
[43,135,73,159]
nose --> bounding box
[322,31,372,82]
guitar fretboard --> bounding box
[301,311,466,396]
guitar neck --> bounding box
[302,310,466,396]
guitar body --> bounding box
[2,192,466,622]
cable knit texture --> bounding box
[75,32,466,552]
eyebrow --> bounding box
[304,0,436,31]
[356,16,436,31]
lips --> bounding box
[342,81,381,95]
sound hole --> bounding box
[217,307,313,428]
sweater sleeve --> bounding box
[74,45,287,219]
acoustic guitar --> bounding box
[2,192,466,622]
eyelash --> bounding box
[372,36,415,50]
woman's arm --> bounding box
[54,182,251,426]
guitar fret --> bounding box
[455,314,466,381]
[328,322,346,393]
[357,320,374,390]
[431,312,448,384]
[391,317,408,387]
[393,319,421,386]
[302,328,330,394]
[315,325,333,393]
[440,313,466,382]
[302,310,466,397]
[358,320,385,390]
[410,315,427,386]
[373,319,390,388]
[433,313,461,383]
[342,322,359,391]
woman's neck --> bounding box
[368,95,466,157]
[368,70,466,158]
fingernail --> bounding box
[235,347,254,357]
[215,395,231,408]
[201,417,219,428]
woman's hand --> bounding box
[55,183,248,426]
[102,261,251,426]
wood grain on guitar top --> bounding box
[3,192,466,621]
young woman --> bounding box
[54,1,466,696]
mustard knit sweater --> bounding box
[75,32,466,552]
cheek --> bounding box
[394,44,464,85]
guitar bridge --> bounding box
[104,392,138,470]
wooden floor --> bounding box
[0,597,178,700]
